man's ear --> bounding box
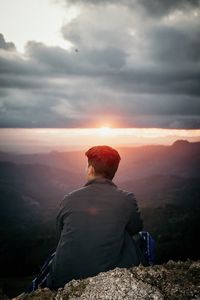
[88,164,95,175]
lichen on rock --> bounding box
[11,259,200,300]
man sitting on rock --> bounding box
[46,145,147,290]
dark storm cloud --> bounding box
[138,0,200,17]
[63,0,200,16]
[0,45,47,78]
[25,41,127,74]
[0,74,51,89]
[107,66,200,96]
[114,94,200,116]
[0,33,16,51]
[0,0,200,129]
[1,32,200,128]
[148,25,200,63]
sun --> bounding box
[98,126,112,136]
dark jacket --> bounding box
[46,177,146,289]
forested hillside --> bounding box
[0,140,199,296]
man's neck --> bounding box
[90,174,110,181]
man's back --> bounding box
[46,178,145,289]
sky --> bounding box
[0,127,200,153]
[0,0,199,131]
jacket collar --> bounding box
[84,177,117,187]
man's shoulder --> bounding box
[66,185,133,198]
[115,188,138,208]
[59,185,134,208]
[61,185,91,203]
[68,185,90,197]
[116,187,135,197]
[57,186,83,207]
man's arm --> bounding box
[125,192,143,236]
[55,195,68,243]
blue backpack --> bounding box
[139,231,156,266]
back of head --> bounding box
[85,145,121,180]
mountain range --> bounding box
[0,139,199,286]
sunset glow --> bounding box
[98,127,112,136]
[0,128,199,154]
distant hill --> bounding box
[0,140,199,182]
[0,161,84,277]
[0,160,83,187]
[120,174,200,208]
[0,139,199,222]
[0,139,199,278]
[115,140,200,182]
[0,150,85,174]
[0,161,84,211]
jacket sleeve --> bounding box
[55,195,68,243]
[125,192,143,236]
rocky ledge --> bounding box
[8,259,200,299]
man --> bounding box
[46,145,146,290]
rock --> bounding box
[11,259,200,300]
[0,287,10,300]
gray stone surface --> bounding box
[10,259,200,300]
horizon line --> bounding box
[0,127,200,130]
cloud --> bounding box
[138,0,200,17]
[0,0,200,129]
[25,40,127,74]
[147,25,200,64]
[61,0,200,17]
[0,33,16,51]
